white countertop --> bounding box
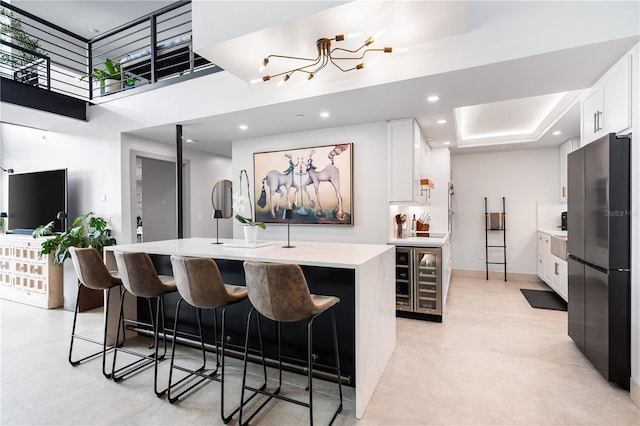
[538,229,567,237]
[105,237,394,269]
[388,233,449,247]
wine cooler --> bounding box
[395,247,443,317]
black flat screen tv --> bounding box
[8,169,68,233]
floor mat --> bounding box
[520,289,567,311]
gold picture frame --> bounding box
[253,143,353,225]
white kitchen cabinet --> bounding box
[581,52,632,145]
[387,118,426,203]
[537,232,552,284]
[559,138,579,201]
[537,231,568,301]
[537,233,545,278]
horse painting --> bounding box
[262,170,299,218]
[302,163,344,219]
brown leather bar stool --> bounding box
[240,261,343,426]
[169,256,259,423]
[112,251,177,397]
[68,247,124,378]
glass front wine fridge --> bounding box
[395,247,442,316]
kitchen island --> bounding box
[103,238,395,419]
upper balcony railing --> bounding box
[0,0,220,102]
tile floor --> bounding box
[1,276,639,425]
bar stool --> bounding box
[169,256,258,422]
[68,247,124,378]
[112,251,177,397]
[240,261,343,426]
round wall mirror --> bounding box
[211,179,233,218]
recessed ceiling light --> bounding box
[296,114,305,119]
[427,95,439,102]
[239,124,248,130]
[443,141,451,146]
[552,130,562,136]
[320,112,330,118]
[185,139,196,143]
[437,119,447,124]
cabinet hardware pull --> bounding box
[596,111,603,131]
[562,186,566,198]
[554,263,559,275]
[593,112,597,133]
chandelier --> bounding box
[260,34,392,83]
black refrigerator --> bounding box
[567,133,631,390]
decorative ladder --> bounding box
[484,197,507,281]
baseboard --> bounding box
[452,269,540,282]
[631,376,640,409]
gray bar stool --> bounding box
[169,256,263,422]
[68,247,124,378]
[240,261,343,426]
[112,251,177,397]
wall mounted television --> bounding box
[8,169,68,233]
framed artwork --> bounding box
[253,143,353,225]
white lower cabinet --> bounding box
[536,231,567,301]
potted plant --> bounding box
[81,58,138,95]
[32,211,116,265]
[0,7,44,81]
[32,212,117,311]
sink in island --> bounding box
[103,237,395,419]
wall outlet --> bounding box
[197,214,202,223]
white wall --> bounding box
[0,119,231,245]
[0,121,122,230]
[451,147,560,275]
[231,122,388,244]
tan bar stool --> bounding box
[169,255,259,422]
[68,247,124,378]
[112,251,177,397]
[240,261,343,426]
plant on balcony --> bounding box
[0,7,43,68]
[32,212,117,266]
[81,58,138,95]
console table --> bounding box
[0,234,63,308]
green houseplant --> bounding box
[0,7,44,69]
[81,58,138,95]
[32,211,117,265]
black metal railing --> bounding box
[87,0,216,100]
[1,1,88,98]
[0,0,219,102]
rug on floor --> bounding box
[520,289,567,311]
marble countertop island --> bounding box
[104,237,395,419]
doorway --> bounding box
[134,154,190,243]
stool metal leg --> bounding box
[111,287,157,383]
[167,300,218,404]
[308,316,315,426]
[69,283,120,379]
[239,309,343,426]
[329,307,343,424]
[239,309,270,426]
